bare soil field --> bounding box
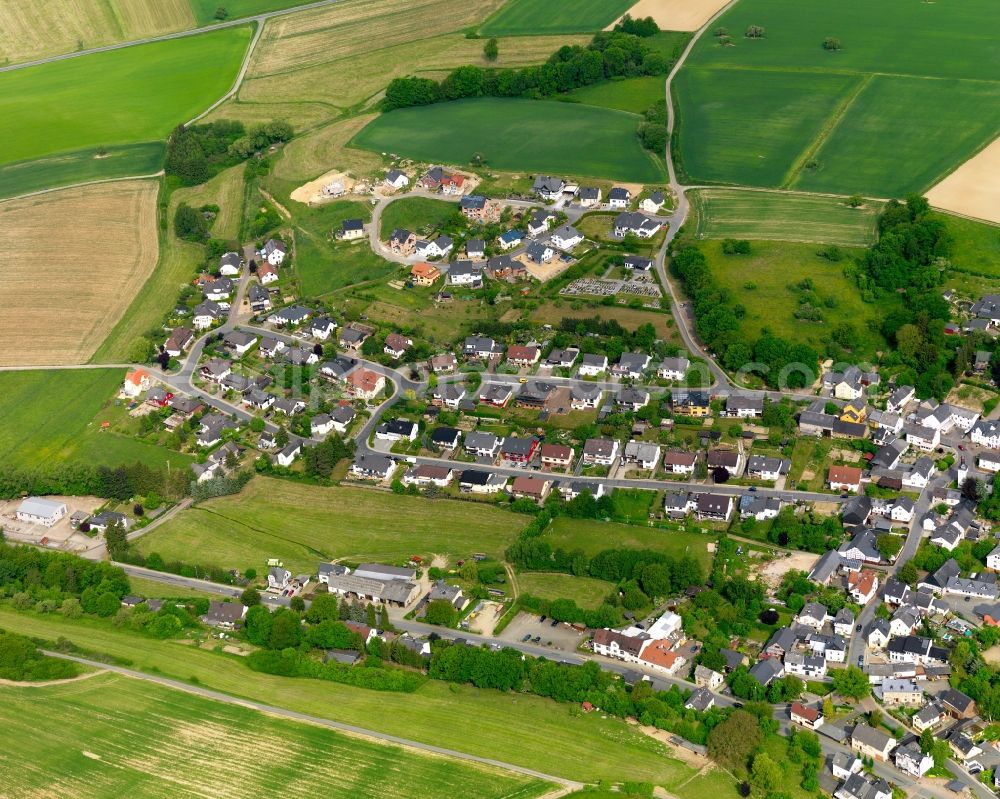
[0,0,193,65]
[250,0,507,76]
[758,551,819,588]
[608,0,732,32]
[0,180,158,365]
[290,169,357,204]
[926,135,1000,225]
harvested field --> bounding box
[0,180,158,366]
[250,0,506,76]
[610,0,734,32]
[0,674,552,799]
[481,0,635,35]
[0,0,193,65]
[926,135,1000,225]
[173,162,246,239]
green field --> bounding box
[690,189,881,246]
[941,213,1000,278]
[518,572,615,609]
[569,76,666,114]
[379,197,458,239]
[0,26,251,166]
[0,143,164,201]
[675,0,1000,195]
[480,0,636,35]
[673,67,859,188]
[0,606,692,786]
[792,76,1000,196]
[0,673,550,799]
[0,369,191,470]
[189,0,313,25]
[700,239,892,359]
[354,98,666,182]
[136,476,526,572]
[545,518,715,571]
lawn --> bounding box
[690,189,881,247]
[529,303,679,343]
[0,369,191,470]
[0,26,251,166]
[135,476,527,573]
[479,0,636,35]
[672,67,859,188]
[569,76,665,114]
[353,98,666,183]
[545,518,716,571]
[0,673,551,799]
[296,231,397,298]
[0,606,694,786]
[675,0,1000,195]
[517,572,616,609]
[699,239,891,360]
[0,142,165,201]
[379,197,458,239]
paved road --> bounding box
[40,650,582,793]
[0,0,346,74]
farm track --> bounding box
[40,650,584,793]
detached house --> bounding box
[663,450,697,475]
[578,353,608,376]
[346,368,385,401]
[507,344,540,367]
[696,493,733,522]
[612,352,651,379]
[850,724,895,761]
[532,175,566,200]
[582,438,619,466]
[261,239,287,266]
[383,333,413,360]
[657,357,690,381]
[829,465,863,493]
[614,212,661,239]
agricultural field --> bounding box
[518,572,616,609]
[529,304,679,342]
[569,76,666,115]
[690,189,881,247]
[0,369,191,470]
[353,98,666,183]
[675,0,1000,196]
[0,180,159,365]
[188,0,313,25]
[0,142,165,201]
[1,673,551,799]
[0,26,251,166]
[0,606,691,786]
[379,197,458,239]
[0,0,194,65]
[479,0,636,36]
[270,115,383,184]
[545,518,716,571]
[239,30,588,125]
[700,239,891,360]
[92,169,222,363]
[927,136,1000,226]
[939,213,1000,279]
[673,67,858,188]
[135,476,527,572]
[621,0,733,32]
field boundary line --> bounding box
[0,171,164,204]
[781,73,872,189]
[186,21,263,125]
[40,650,583,791]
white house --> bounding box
[639,192,665,214]
[122,368,152,398]
[578,354,608,376]
[276,441,301,467]
[971,420,1000,449]
[262,239,287,266]
[268,567,292,591]
[219,252,242,276]
[657,357,690,381]
[551,225,583,250]
[608,187,631,209]
[978,450,1000,473]
[384,169,409,190]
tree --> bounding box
[424,599,459,627]
[847,194,864,208]
[714,26,729,37]
[897,561,918,586]
[745,25,765,38]
[831,666,870,700]
[290,596,306,613]
[823,37,842,51]
[244,605,272,646]
[241,587,261,607]
[484,37,498,61]
[214,6,228,19]
[174,202,209,241]
[713,466,730,483]
[267,608,301,649]
[707,709,762,769]
[751,752,784,795]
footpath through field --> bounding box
[42,650,583,793]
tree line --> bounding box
[0,461,187,503]
[383,28,671,112]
